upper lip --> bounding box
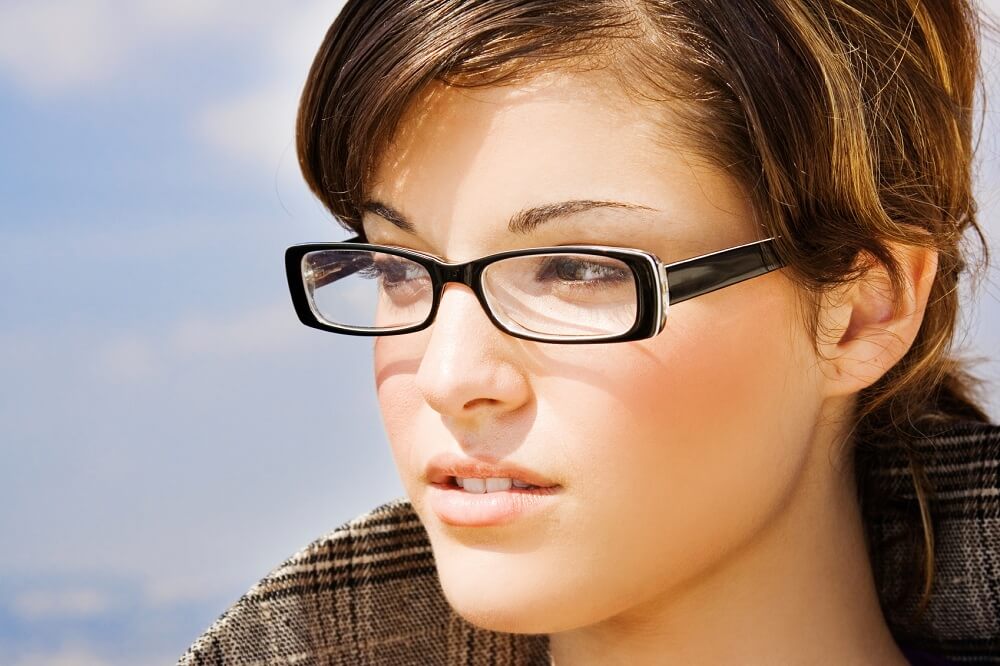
[425,452,560,488]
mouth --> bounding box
[433,476,562,495]
[425,452,560,490]
[427,476,563,527]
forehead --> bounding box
[366,68,753,255]
[370,68,660,199]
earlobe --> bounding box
[816,243,939,397]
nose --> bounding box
[414,282,531,423]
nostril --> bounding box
[462,397,500,411]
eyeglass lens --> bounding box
[301,249,640,338]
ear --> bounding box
[816,242,939,398]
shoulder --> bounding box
[863,419,1000,664]
[900,643,968,666]
[176,497,548,665]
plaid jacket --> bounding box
[178,420,1000,665]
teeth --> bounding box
[454,476,537,492]
[485,477,512,492]
[460,477,486,493]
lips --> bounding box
[424,451,560,488]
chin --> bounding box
[430,543,585,635]
[439,581,560,635]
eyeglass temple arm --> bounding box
[663,238,785,305]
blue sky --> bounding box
[0,2,998,664]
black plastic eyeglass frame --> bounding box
[284,234,785,344]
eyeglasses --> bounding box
[284,235,785,344]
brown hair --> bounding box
[295,0,992,626]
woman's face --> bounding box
[365,68,829,633]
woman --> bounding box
[180,1,998,664]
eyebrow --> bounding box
[361,199,658,235]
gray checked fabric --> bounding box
[178,420,1000,665]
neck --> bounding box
[547,414,909,666]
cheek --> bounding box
[543,277,818,468]
[524,279,824,620]
[372,338,427,501]
[615,283,816,472]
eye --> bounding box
[355,256,419,284]
[536,256,631,285]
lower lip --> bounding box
[427,482,562,527]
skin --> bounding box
[363,67,937,665]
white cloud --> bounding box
[193,1,346,174]
[141,572,236,608]
[0,0,125,95]
[168,300,297,358]
[3,642,176,666]
[11,587,114,620]
[0,0,283,97]
[0,0,344,178]
[196,86,298,171]
[11,646,111,666]
[94,300,304,384]
[133,0,234,30]
[0,0,346,168]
